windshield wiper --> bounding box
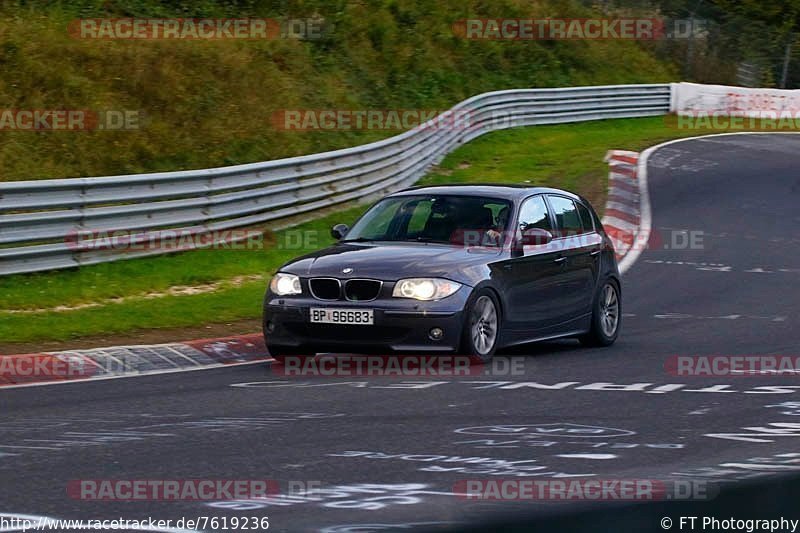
[403,236,449,244]
[345,237,448,244]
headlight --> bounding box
[270,273,302,296]
[392,278,461,301]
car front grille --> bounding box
[344,279,382,302]
[309,278,341,300]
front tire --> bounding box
[579,279,621,347]
[460,289,501,362]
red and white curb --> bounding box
[602,150,642,268]
[0,333,273,389]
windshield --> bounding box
[343,194,513,245]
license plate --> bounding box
[310,308,374,325]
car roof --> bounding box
[389,184,583,202]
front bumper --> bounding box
[263,292,469,353]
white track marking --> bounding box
[555,453,618,460]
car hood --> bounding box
[280,242,502,285]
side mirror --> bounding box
[331,224,349,240]
[520,228,553,246]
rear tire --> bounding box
[579,278,621,347]
[459,288,501,362]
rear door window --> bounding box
[576,201,595,234]
[547,195,582,237]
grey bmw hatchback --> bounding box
[263,184,621,361]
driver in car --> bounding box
[485,205,510,246]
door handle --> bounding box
[590,249,601,256]
[554,256,566,264]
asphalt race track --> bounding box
[3,133,800,532]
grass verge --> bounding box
[0,116,737,347]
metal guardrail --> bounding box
[0,84,671,276]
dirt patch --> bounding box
[3,274,265,315]
[0,318,263,355]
